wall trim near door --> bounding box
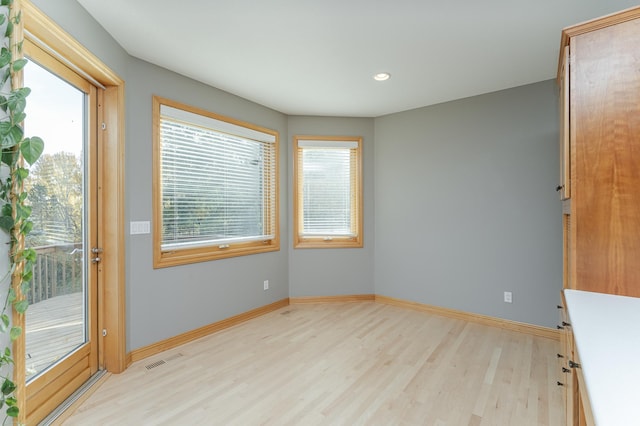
[375,295,560,341]
[289,294,375,304]
[128,298,290,364]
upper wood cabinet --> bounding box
[558,6,640,297]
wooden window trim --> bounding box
[152,96,280,268]
[293,135,363,249]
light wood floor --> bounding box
[62,302,564,425]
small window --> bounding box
[293,135,363,248]
[153,96,279,267]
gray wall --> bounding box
[30,0,564,354]
[287,117,375,297]
[31,0,128,78]
[125,59,289,350]
[374,80,562,328]
[32,0,290,352]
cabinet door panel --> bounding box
[572,19,640,297]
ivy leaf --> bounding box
[1,379,15,396]
[0,70,9,88]
[11,87,30,98]
[7,288,15,304]
[0,47,10,69]
[4,20,12,38]
[0,215,12,232]
[0,121,11,136]
[1,149,16,166]
[6,406,18,418]
[0,0,12,7]
[15,174,28,189]
[0,314,8,333]
[20,219,32,235]
[20,280,29,295]
[14,300,28,314]
[7,88,29,116]
[12,111,25,124]
[21,136,44,165]
[9,326,21,341]
[0,124,23,149]
[16,203,31,220]
[22,248,36,262]
[16,167,28,180]
[11,58,26,72]
[0,14,5,26]
[20,269,32,283]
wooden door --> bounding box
[23,40,101,425]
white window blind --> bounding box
[160,105,276,251]
[297,140,359,237]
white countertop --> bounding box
[564,289,640,426]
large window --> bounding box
[153,96,279,267]
[293,135,363,248]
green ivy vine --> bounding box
[0,0,44,422]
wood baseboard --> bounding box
[290,294,375,304]
[127,294,557,366]
[128,298,290,363]
[375,295,559,341]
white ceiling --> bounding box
[77,0,637,117]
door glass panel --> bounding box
[23,60,87,380]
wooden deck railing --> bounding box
[30,242,83,304]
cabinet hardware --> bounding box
[562,321,571,327]
[569,360,581,369]
[557,353,564,358]
[556,185,563,192]
[562,367,571,373]
[557,325,564,330]
[557,305,563,309]
[557,381,564,387]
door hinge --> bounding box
[91,247,103,264]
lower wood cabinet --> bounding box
[557,294,591,426]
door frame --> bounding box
[18,1,126,423]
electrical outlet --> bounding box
[263,280,269,290]
[504,291,513,303]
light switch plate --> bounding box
[130,221,150,235]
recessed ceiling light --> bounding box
[373,72,391,81]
